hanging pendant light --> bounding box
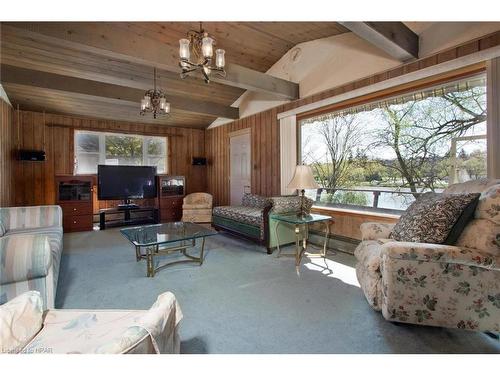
[140,68,170,119]
[178,22,226,84]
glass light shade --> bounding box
[287,165,319,190]
[159,97,170,113]
[163,102,171,114]
[201,36,214,58]
[179,38,190,60]
[143,95,151,109]
[215,49,225,68]
[140,98,147,111]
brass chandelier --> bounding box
[178,22,226,83]
[140,68,170,119]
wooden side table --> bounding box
[271,213,333,267]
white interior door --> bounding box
[230,131,251,205]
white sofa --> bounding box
[0,291,183,354]
[354,179,500,332]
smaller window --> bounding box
[74,130,167,175]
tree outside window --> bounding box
[75,131,167,174]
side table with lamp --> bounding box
[272,165,334,267]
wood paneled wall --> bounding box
[12,110,206,209]
[206,106,283,206]
[0,99,15,207]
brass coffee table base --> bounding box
[135,237,206,277]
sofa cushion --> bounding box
[0,221,5,237]
[270,196,313,214]
[213,206,264,228]
[241,194,270,209]
[0,291,43,354]
[0,234,52,284]
[475,184,500,224]
[390,192,480,244]
[443,178,500,194]
[0,206,62,231]
[456,219,500,254]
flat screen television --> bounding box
[97,165,157,201]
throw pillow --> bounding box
[390,192,480,244]
[0,291,44,354]
[270,196,314,214]
[444,195,480,245]
[0,220,5,237]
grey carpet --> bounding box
[56,228,500,354]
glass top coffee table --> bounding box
[120,222,218,277]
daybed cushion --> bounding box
[0,291,44,354]
[213,206,264,228]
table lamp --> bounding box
[287,165,319,217]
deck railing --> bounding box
[311,187,424,211]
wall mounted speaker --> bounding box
[192,157,207,166]
[18,150,46,161]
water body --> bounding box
[307,186,445,211]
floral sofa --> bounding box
[0,290,182,354]
[0,206,63,309]
[212,194,313,253]
[354,179,500,332]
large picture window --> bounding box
[300,73,487,213]
[75,130,167,174]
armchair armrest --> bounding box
[360,222,395,240]
[381,241,499,270]
[0,206,62,232]
[0,234,51,284]
[94,292,183,354]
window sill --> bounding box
[311,205,400,220]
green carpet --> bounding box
[56,228,500,354]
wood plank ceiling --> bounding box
[0,22,348,128]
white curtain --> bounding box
[279,115,297,195]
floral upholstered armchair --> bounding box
[354,179,500,332]
[182,193,213,223]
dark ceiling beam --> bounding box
[339,22,419,61]
[0,64,239,119]
[2,23,299,100]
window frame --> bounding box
[297,70,488,214]
[74,130,168,175]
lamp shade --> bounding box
[287,165,319,190]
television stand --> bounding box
[99,206,159,230]
[117,199,139,210]
[118,204,139,210]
